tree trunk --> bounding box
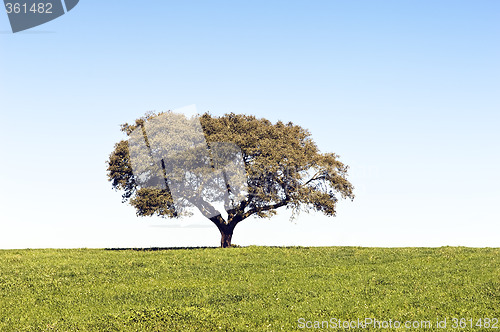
[220,228,233,248]
[212,215,241,248]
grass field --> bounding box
[0,246,498,331]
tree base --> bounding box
[220,231,233,248]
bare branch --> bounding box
[241,196,289,220]
[304,170,325,186]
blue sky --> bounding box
[1,1,499,248]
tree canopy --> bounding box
[107,111,354,247]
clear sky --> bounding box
[1,1,499,248]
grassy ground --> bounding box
[0,246,498,331]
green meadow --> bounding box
[0,247,498,331]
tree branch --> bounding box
[304,171,325,186]
[185,195,225,225]
[241,197,289,220]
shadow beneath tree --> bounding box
[104,246,218,251]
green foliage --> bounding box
[199,113,355,218]
[0,247,498,331]
[107,112,355,246]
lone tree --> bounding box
[107,111,354,247]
